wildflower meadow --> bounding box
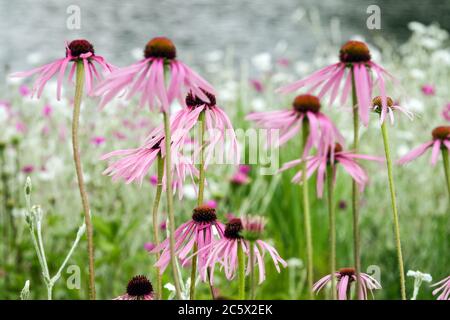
[0,1,449,305]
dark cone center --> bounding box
[192,205,217,223]
[432,126,450,140]
[68,39,94,57]
[126,275,153,297]
[292,94,321,114]
[224,218,243,239]
[185,89,216,108]
[339,41,371,63]
[144,37,176,59]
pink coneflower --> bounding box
[151,205,224,274]
[144,242,156,252]
[101,128,197,197]
[313,268,381,300]
[204,199,217,208]
[114,275,154,300]
[372,96,413,125]
[238,165,251,175]
[431,275,450,300]
[421,84,435,96]
[398,126,450,165]
[200,218,286,285]
[42,104,53,118]
[169,90,239,166]
[249,79,264,93]
[95,37,214,112]
[231,172,250,186]
[442,103,450,122]
[19,85,31,97]
[246,94,343,155]
[11,39,114,100]
[277,41,394,126]
[279,143,383,197]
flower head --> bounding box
[431,275,450,300]
[246,94,343,156]
[398,126,450,166]
[11,39,114,100]
[199,218,286,285]
[241,215,266,242]
[313,267,381,300]
[421,84,435,96]
[372,96,413,125]
[277,40,395,126]
[151,205,224,274]
[279,143,383,197]
[114,275,154,300]
[95,37,214,112]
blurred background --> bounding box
[0,0,449,300]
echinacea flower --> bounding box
[151,205,224,274]
[246,94,343,155]
[372,96,413,125]
[431,275,450,300]
[114,275,154,300]
[277,40,395,126]
[421,84,435,96]
[101,126,198,198]
[95,37,214,112]
[313,268,381,300]
[398,126,450,165]
[200,218,286,284]
[279,143,383,197]
[11,39,114,100]
[169,90,239,166]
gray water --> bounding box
[1,0,450,74]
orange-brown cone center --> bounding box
[292,94,321,114]
[432,126,450,140]
[144,37,176,59]
[339,41,371,63]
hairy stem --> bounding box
[152,155,164,299]
[163,111,182,299]
[326,165,336,300]
[381,122,406,300]
[72,60,96,300]
[237,241,246,300]
[442,149,450,199]
[350,67,362,300]
[249,241,256,299]
[300,121,314,299]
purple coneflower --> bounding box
[246,94,343,154]
[421,84,435,96]
[432,275,450,300]
[279,143,383,197]
[313,268,381,300]
[95,37,214,112]
[372,96,413,125]
[152,205,224,274]
[11,39,114,100]
[114,275,154,300]
[200,218,286,299]
[277,40,394,126]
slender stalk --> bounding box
[71,60,96,300]
[350,67,362,299]
[162,111,182,299]
[300,121,314,299]
[442,149,450,198]
[249,241,256,299]
[380,122,406,300]
[237,240,246,300]
[326,165,337,300]
[152,155,164,299]
[189,110,206,300]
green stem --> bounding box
[442,149,450,199]
[237,241,246,300]
[300,121,314,299]
[326,165,336,300]
[72,60,96,300]
[350,67,362,300]
[380,122,406,300]
[163,111,182,300]
[190,242,198,300]
[249,241,256,299]
[152,155,164,299]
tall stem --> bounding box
[350,67,362,299]
[249,241,256,299]
[72,60,96,300]
[300,121,314,299]
[442,149,450,198]
[237,240,245,300]
[190,110,207,300]
[163,111,182,299]
[152,155,164,299]
[326,165,336,300]
[381,122,406,300]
